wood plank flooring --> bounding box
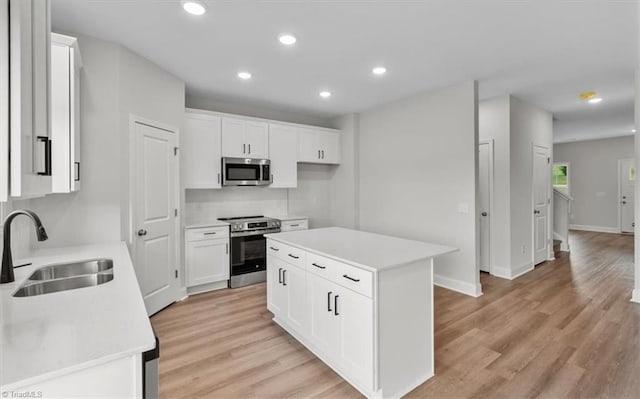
[151,231,640,398]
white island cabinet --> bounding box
[265,227,456,398]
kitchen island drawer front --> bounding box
[306,252,339,279]
[335,263,373,298]
[186,226,229,241]
[269,240,306,268]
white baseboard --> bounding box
[186,280,228,296]
[569,224,620,234]
[632,289,640,304]
[490,262,534,280]
[434,274,483,297]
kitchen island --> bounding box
[265,227,457,398]
[0,242,154,397]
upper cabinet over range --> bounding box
[221,117,269,159]
[182,109,341,190]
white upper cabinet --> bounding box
[268,123,297,188]
[51,33,82,193]
[0,0,9,201]
[9,0,52,198]
[298,127,341,165]
[221,117,268,159]
[183,112,222,189]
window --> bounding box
[552,163,569,194]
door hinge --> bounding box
[175,269,179,278]
[174,147,179,156]
[175,208,178,217]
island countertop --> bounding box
[0,242,154,390]
[265,227,457,272]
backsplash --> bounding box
[185,187,289,224]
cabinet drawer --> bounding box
[267,240,306,268]
[335,263,373,298]
[281,219,308,231]
[306,252,339,280]
[186,226,229,241]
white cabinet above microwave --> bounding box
[221,117,269,159]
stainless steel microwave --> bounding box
[221,157,272,186]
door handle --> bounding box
[318,150,321,159]
[248,144,251,154]
[327,291,332,312]
[282,269,287,286]
[226,243,229,254]
[481,212,488,217]
[622,201,627,205]
[312,262,326,269]
[342,274,360,282]
[533,210,540,215]
[74,162,81,181]
[137,229,147,236]
[243,144,246,154]
[334,295,339,316]
[278,268,282,284]
[269,246,279,252]
[322,150,325,159]
[288,254,299,260]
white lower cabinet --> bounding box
[267,255,308,334]
[280,218,309,232]
[185,226,229,290]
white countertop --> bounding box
[0,242,154,390]
[185,220,230,229]
[267,215,308,222]
[265,227,457,271]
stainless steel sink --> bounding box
[27,258,113,280]
[13,273,114,297]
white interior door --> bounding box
[533,145,551,265]
[134,120,179,316]
[619,158,635,233]
[478,141,492,273]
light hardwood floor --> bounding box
[151,231,639,398]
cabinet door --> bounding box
[186,238,229,287]
[284,264,307,333]
[9,0,52,198]
[221,117,246,158]
[183,114,222,188]
[244,121,269,158]
[298,127,321,163]
[308,273,340,356]
[320,131,341,164]
[50,41,71,193]
[268,124,297,188]
[267,256,287,317]
[337,288,374,389]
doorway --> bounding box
[619,158,635,234]
[131,116,181,316]
[532,144,551,266]
[479,140,494,273]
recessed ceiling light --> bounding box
[182,0,206,16]
[588,97,602,104]
[319,91,331,99]
[372,66,387,75]
[278,34,297,46]
[237,71,252,80]
[633,129,637,133]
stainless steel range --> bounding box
[218,215,281,288]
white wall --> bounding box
[13,33,185,257]
[185,188,288,223]
[358,81,480,296]
[554,136,634,231]
[328,114,359,229]
[479,96,511,274]
[509,97,553,271]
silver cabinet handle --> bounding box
[204,232,217,235]
[226,243,229,254]
[248,144,251,154]
[278,268,283,284]
[74,162,80,181]
[137,229,147,236]
[321,150,325,159]
[282,269,287,286]
[243,144,246,154]
[318,150,321,159]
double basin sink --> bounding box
[13,259,114,297]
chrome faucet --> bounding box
[1,210,48,284]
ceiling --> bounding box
[51,0,637,142]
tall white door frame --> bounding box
[532,144,552,265]
[478,140,494,275]
[618,158,635,234]
[129,114,181,315]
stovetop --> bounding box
[218,215,281,232]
